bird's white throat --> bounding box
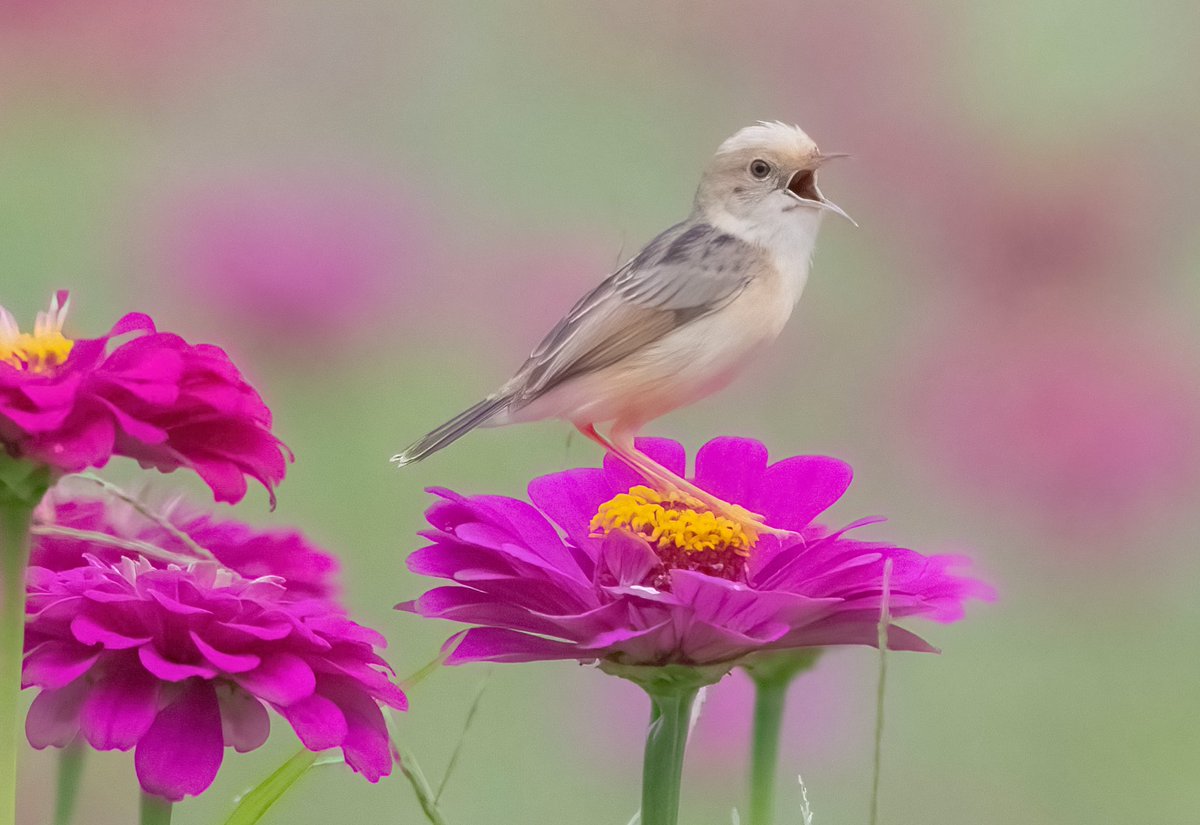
[707,199,823,306]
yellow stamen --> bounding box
[0,295,74,372]
[591,485,756,555]
[0,332,74,371]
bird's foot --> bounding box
[602,435,797,544]
[651,482,795,544]
[711,502,796,543]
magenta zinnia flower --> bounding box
[0,292,288,504]
[32,491,340,601]
[23,551,406,801]
[402,437,991,668]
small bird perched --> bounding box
[394,122,851,534]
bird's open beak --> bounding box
[785,159,857,227]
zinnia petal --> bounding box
[23,642,100,689]
[25,679,88,749]
[80,664,160,751]
[692,437,769,505]
[757,455,854,532]
[444,627,592,664]
[138,646,218,682]
[319,677,393,782]
[235,652,316,706]
[278,692,348,751]
[190,632,261,673]
[134,680,224,801]
[218,687,271,753]
[69,612,151,649]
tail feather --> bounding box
[391,395,511,466]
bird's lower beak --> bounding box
[811,194,857,227]
[785,169,858,227]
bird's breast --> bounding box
[765,223,818,308]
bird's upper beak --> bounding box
[784,155,856,226]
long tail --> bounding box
[391,394,512,466]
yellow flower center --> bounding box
[0,295,74,373]
[0,332,74,372]
[591,485,756,555]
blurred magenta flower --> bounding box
[908,146,1161,296]
[32,491,339,602]
[904,309,1200,534]
[160,176,427,348]
[0,292,288,504]
[401,437,990,668]
[23,551,406,801]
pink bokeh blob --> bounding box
[902,306,1200,537]
[157,174,433,350]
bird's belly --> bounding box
[513,284,793,426]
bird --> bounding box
[393,121,852,536]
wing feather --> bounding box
[508,221,761,404]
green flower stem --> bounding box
[598,661,729,825]
[747,674,788,825]
[639,683,699,825]
[0,456,52,825]
[53,741,85,825]
[0,498,36,825]
[139,793,172,825]
[744,650,821,825]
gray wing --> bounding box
[507,221,761,404]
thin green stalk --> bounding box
[747,676,788,825]
[30,525,199,567]
[0,500,35,825]
[75,473,214,562]
[435,670,491,803]
[743,650,820,825]
[53,741,85,825]
[395,742,450,825]
[139,793,172,825]
[868,558,894,825]
[398,649,450,691]
[639,684,699,825]
[382,706,454,825]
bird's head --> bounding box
[694,121,853,234]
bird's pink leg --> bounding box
[575,422,619,453]
[577,422,707,497]
[607,424,757,513]
[604,423,792,539]
[575,422,695,494]
[575,423,684,491]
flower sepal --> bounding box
[599,660,732,695]
[0,452,54,509]
[742,648,823,687]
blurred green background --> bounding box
[5,2,1200,823]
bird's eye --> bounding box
[749,159,772,179]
